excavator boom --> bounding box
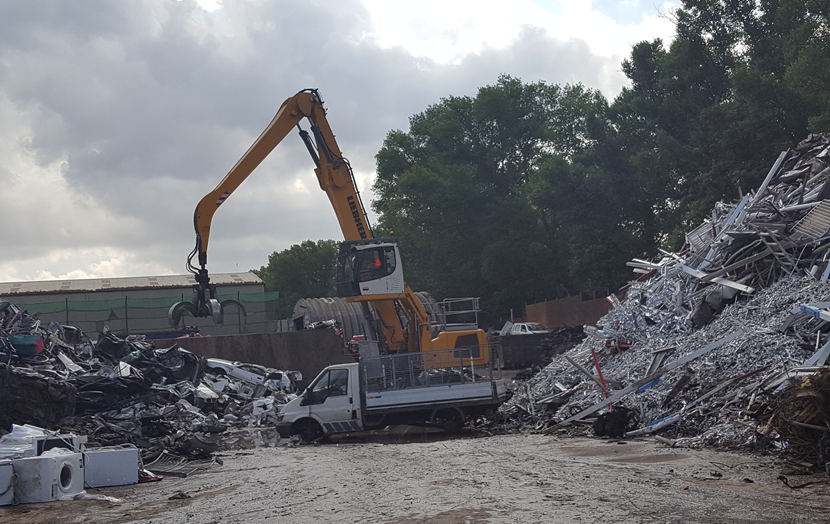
[193,89,368,263]
[170,89,487,362]
[171,89,373,328]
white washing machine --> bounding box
[0,460,14,506]
[12,451,84,504]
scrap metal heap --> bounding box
[0,302,298,460]
[497,134,830,470]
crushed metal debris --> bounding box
[491,134,830,472]
[0,304,300,464]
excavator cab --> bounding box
[337,239,405,297]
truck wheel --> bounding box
[443,418,462,434]
[436,409,464,434]
[298,420,323,443]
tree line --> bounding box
[257,1,830,319]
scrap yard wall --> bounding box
[525,295,612,328]
[492,333,553,369]
[153,329,353,384]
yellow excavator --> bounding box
[169,89,488,362]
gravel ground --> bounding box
[2,431,829,524]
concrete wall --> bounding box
[525,295,612,328]
[153,330,354,384]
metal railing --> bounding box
[438,297,480,332]
[362,345,500,392]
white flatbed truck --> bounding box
[276,346,507,441]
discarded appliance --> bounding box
[12,450,84,504]
[0,425,84,458]
[0,460,13,506]
[83,445,139,488]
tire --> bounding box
[298,420,323,443]
[442,418,462,434]
[436,409,464,434]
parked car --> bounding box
[205,358,301,393]
[498,321,551,336]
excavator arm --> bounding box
[170,88,479,359]
[170,90,406,343]
[170,89,363,326]
[191,89,370,263]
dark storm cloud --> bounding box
[0,0,636,280]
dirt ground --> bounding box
[2,430,830,524]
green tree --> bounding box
[373,75,625,315]
[372,1,830,318]
[253,239,338,317]
[609,0,830,246]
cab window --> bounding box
[357,247,396,282]
[384,248,396,275]
[304,368,349,405]
[329,368,349,396]
[306,370,332,404]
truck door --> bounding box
[303,367,361,433]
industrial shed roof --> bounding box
[0,272,263,296]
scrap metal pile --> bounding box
[498,134,830,469]
[0,301,299,460]
[769,368,830,470]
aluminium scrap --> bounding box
[496,134,830,457]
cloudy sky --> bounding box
[0,0,677,283]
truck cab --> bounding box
[290,363,362,439]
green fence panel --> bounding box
[10,291,280,315]
[69,299,128,312]
[128,297,187,309]
[218,291,280,302]
[17,302,67,315]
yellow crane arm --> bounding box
[173,88,375,326]
[173,88,464,359]
[193,89,369,267]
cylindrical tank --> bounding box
[292,293,447,344]
[414,292,446,335]
[292,297,372,343]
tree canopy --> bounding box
[373,76,633,313]
[259,1,830,320]
[370,0,830,317]
[253,239,338,317]
[612,0,830,243]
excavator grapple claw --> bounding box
[168,293,248,329]
[208,298,222,323]
[168,301,200,329]
[218,299,247,324]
